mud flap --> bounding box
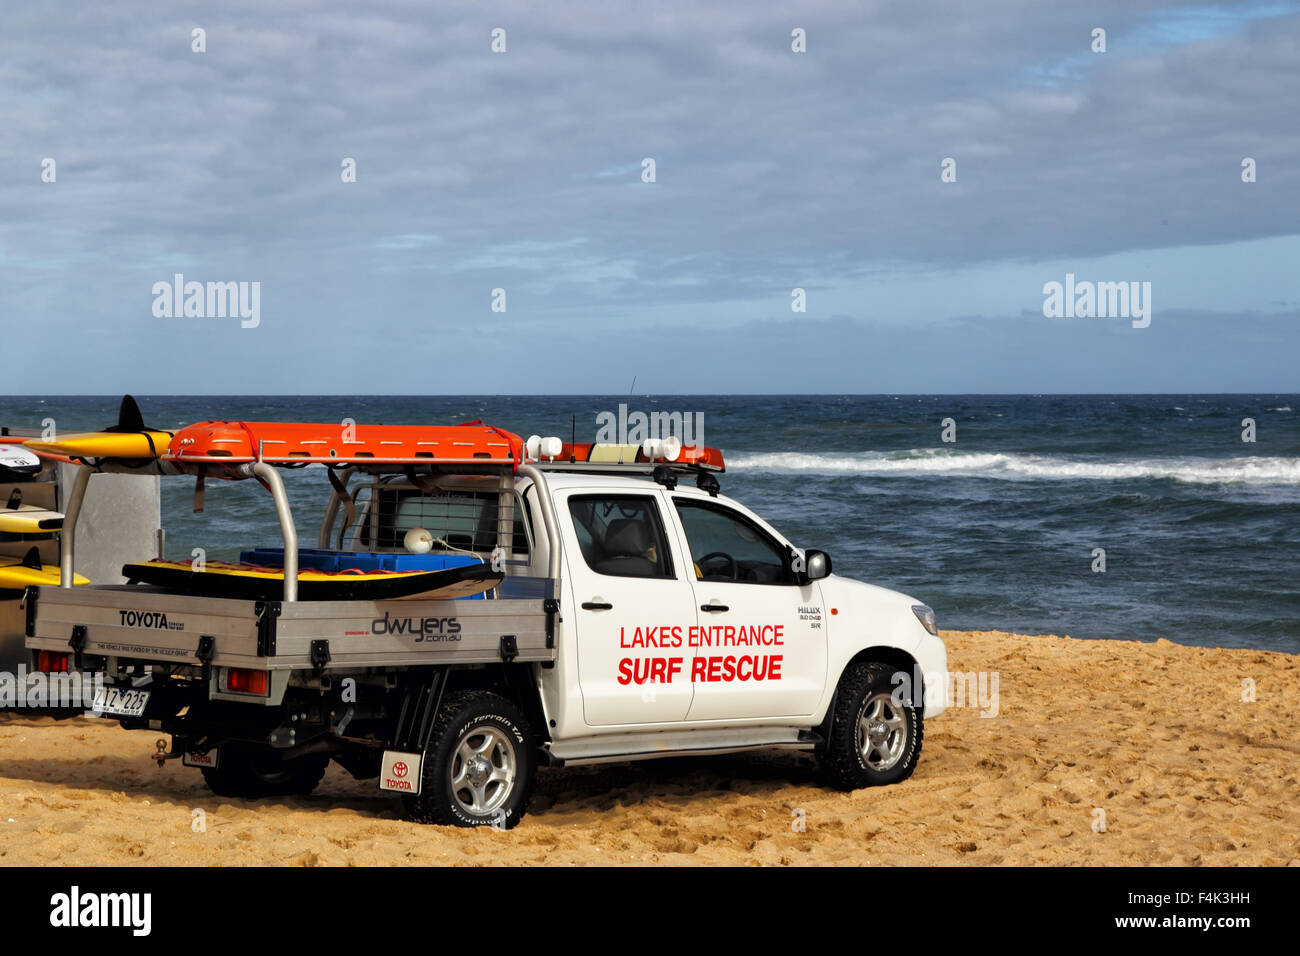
[380,671,447,796]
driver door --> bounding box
[670,497,827,721]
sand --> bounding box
[0,630,1296,866]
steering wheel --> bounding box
[698,551,738,581]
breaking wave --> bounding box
[729,449,1300,485]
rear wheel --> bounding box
[402,690,536,829]
[200,743,329,798]
[820,661,923,790]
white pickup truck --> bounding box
[26,433,948,828]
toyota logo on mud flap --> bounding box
[392,761,408,778]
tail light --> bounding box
[222,667,269,696]
[35,651,69,673]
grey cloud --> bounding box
[1,1,1297,391]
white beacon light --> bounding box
[404,528,434,554]
[642,437,682,461]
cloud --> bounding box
[0,1,1297,391]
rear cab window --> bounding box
[354,485,531,556]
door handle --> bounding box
[700,603,729,612]
[581,601,613,611]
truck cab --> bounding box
[338,464,949,822]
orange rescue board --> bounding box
[165,421,525,467]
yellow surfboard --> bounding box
[24,396,173,461]
[0,557,87,588]
[0,507,63,533]
[25,430,172,459]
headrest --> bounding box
[602,518,650,557]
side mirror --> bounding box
[790,546,832,582]
[794,549,831,583]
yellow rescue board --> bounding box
[25,430,172,459]
[0,507,64,533]
[0,559,87,588]
[133,560,437,582]
[123,560,502,601]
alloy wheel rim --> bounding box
[450,725,516,816]
[856,692,908,771]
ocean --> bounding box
[2,394,1296,653]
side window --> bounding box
[674,500,794,585]
[567,495,675,579]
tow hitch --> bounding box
[151,737,181,768]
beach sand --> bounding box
[1,630,1296,866]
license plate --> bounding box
[379,750,422,794]
[91,686,151,717]
[182,750,219,768]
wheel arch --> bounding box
[441,663,550,745]
[816,645,923,742]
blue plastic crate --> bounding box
[237,548,492,599]
[377,553,482,572]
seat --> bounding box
[593,518,659,577]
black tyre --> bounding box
[402,690,536,829]
[820,661,923,790]
[200,743,329,798]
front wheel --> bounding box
[820,661,923,790]
[401,691,536,829]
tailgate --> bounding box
[25,585,265,667]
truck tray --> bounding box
[25,582,556,671]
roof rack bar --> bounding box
[516,464,561,582]
[528,461,723,475]
[60,466,93,588]
[252,462,297,602]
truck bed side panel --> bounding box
[26,584,555,670]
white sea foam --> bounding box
[729,449,1300,485]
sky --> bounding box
[2,0,1298,394]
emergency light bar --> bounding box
[525,436,725,478]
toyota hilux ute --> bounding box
[25,419,948,828]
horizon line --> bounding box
[3,391,1298,399]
